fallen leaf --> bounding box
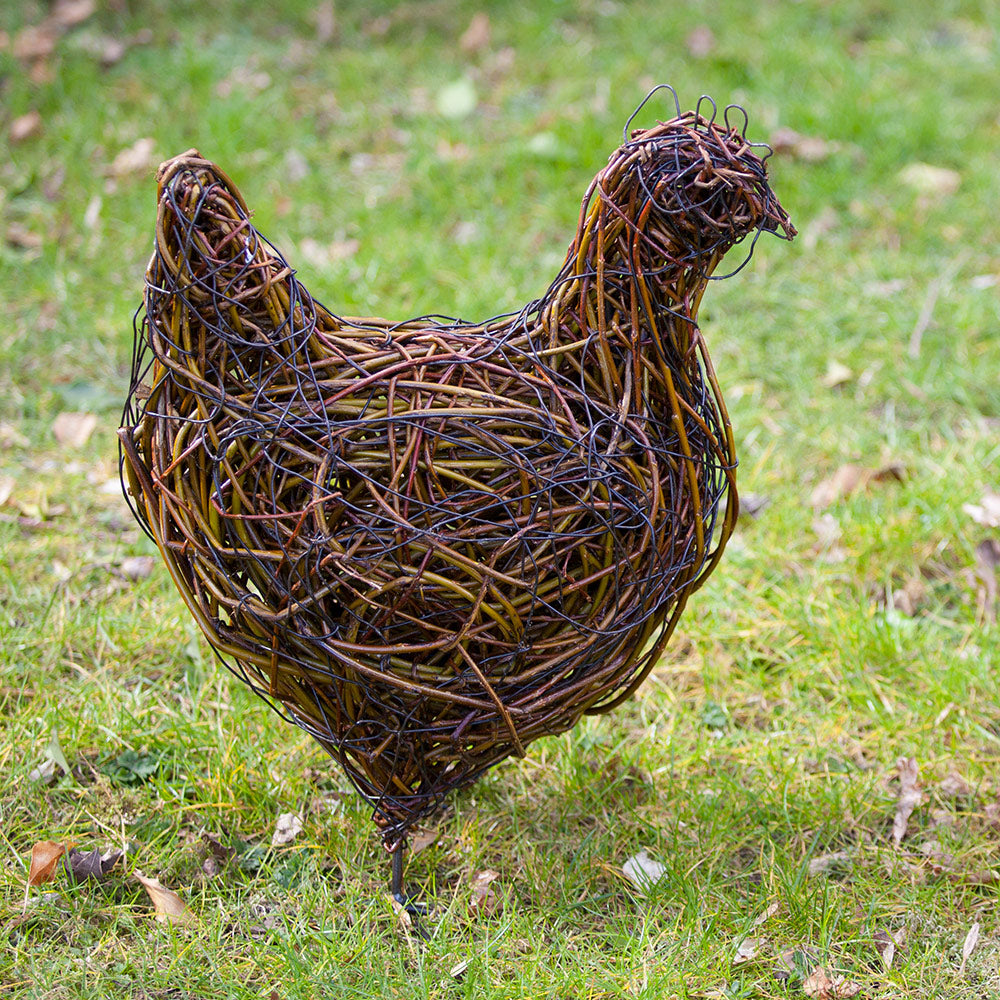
[970,273,998,290]
[974,539,999,624]
[134,870,195,926]
[774,945,819,981]
[916,838,954,873]
[685,24,716,57]
[803,966,862,998]
[52,411,98,447]
[770,127,837,162]
[733,936,763,965]
[0,475,13,507]
[408,826,438,856]
[888,574,927,617]
[108,137,157,178]
[739,492,770,519]
[116,555,155,580]
[27,758,58,784]
[808,850,852,877]
[51,0,96,30]
[469,869,500,916]
[215,65,271,99]
[459,12,491,54]
[96,35,125,67]
[873,928,901,968]
[810,462,904,510]
[10,111,43,143]
[752,901,780,927]
[271,812,303,846]
[963,491,1000,527]
[937,772,972,799]
[864,278,906,297]
[820,360,853,389]
[893,757,922,847]
[42,165,65,200]
[298,237,359,268]
[66,846,123,883]
[898,162,960,197]
[314,1,336,43]
[27,730,71,784]
[436,77,477,119]
[13,23,59,61]
[27,841,66,886]
[0,421,29,449]
[958,921,980,976]
[5,223,43,251]
[622,848,667,893]
[83,194,104,230]
[201,833,234,876]
[954,868,1000,887]
[449,959,470,979]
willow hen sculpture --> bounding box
[120,89,794,904]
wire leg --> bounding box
[389,842,429,938]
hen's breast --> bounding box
[194,328,694,693]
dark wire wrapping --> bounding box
[120,89,794,851]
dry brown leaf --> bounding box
[5,223,43,251]
[963,491,1000,527]
[459,12,491,54]
[739,492,770,519]
[810,462,903,510]
[953,868,1000,887]
[201,832,235,877]
[10,111,43,143]
[820,360,853,389]
[408,826,438,856]
[733,935,763,965]
[872,928,903,968]
[13,23,59,61]
[271,812,303,846]
[66,846,122,884]
[116,555,155,580]
[215,66,271,99]
[808,850,852,877]
[916,838,954,874]
[134,870,195,926]
[51,0,96,29]
[0,421,29,449]
[888,574,927,617]
[770,127,837,162]
[893,756,922,847]
[752,901,780,927]
[0,475,13,507]
[94,35,126,67]
[314,1,336,43]
[958,921,980,976]
[973,539,999,624]
[27,841,66,886]
[685,25,716,57]
[898,162,960,197]
[803,966,862,998]
[622,848,667,892]
[109,137,157,178]
[469,869,500,916]
[52,411,98,448]
[936,772,972,799]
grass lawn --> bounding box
[1,1,998,996]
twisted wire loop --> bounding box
[120,100,794,848]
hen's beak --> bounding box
[762,200,796,240]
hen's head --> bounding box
[609,98,795,274]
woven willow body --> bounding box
[120,101,793,847]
